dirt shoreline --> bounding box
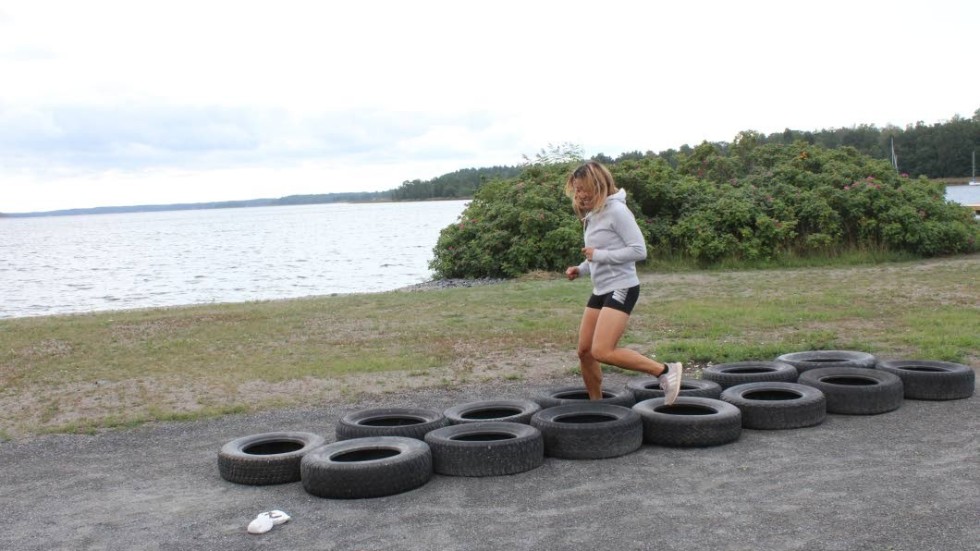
[1,372,977,551]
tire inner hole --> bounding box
[461,408,522,420]
[655,405,716,415]
[555,414,618,424]
[901,367,946,372]
[361,416,426,427]
[243,441,305,455]
[821,376,877,386]
[450,432,517,442]
[555,391,614,400]
[332,448,402,462]
[644,382,698,390]
[726,368,773,374]
[743,390,803,401]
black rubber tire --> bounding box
[424,422,544,477]
[720,382,826,430]
[301,436,432,499]
[626,377,723,401]
[530,403,643,459]
[444,399,542,425]
[217,431,326,485]
[632,397,742,447]
[533,385,636,409]
[876,360,975,400]
[797,366,904,415]
[701,361,798,389]
[775,350,876,374]
[335,407,449,441]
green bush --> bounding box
[428,164,583,278]
[429,142,980,278]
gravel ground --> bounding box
[394,277,509,292]
[1,373,977,551]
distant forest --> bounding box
[357,108,980,200]
[4,109,976,217]
[629,109,979,181]
[0,191,392,218]
[389,166,523,201]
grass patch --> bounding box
[1,254,977,437]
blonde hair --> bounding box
[564,161,619,219]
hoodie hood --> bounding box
[607,188,627,205]
[583,188,627,222]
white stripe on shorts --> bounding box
[612,288,627,304]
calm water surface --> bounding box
[0,200,467,318]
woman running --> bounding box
[564,161,683,404]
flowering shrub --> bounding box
[428,164,584,278]
[429,143,979,278]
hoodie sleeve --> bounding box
[591,205,647,265]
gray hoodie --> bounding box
[577,189,647,295]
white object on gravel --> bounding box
[258,510,291,525]
[247,510,291,534]
[247,516,274,535]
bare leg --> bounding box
[576,307,603,399]
[591,307,667,376]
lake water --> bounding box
[0,200,468,319]
[945,184,980,205]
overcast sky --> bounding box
[1,0,977,213]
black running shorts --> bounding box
[586,285,640,314]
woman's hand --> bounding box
[581,247,595,261]
[565,266,579,281]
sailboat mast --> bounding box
[890,137,899,171]
[970,150,977,186]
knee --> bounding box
[590,343,613,364]
[577,345,593,362]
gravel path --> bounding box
[1,373,977,551]
[394,277,509,292]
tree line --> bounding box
[7,110,973,217]
[1,191,391,218]
[389,166,523,201]
[599,108,979,181]
[393,108,978,202]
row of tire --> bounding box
[217,352,975,499]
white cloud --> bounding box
[1,0,978,212]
